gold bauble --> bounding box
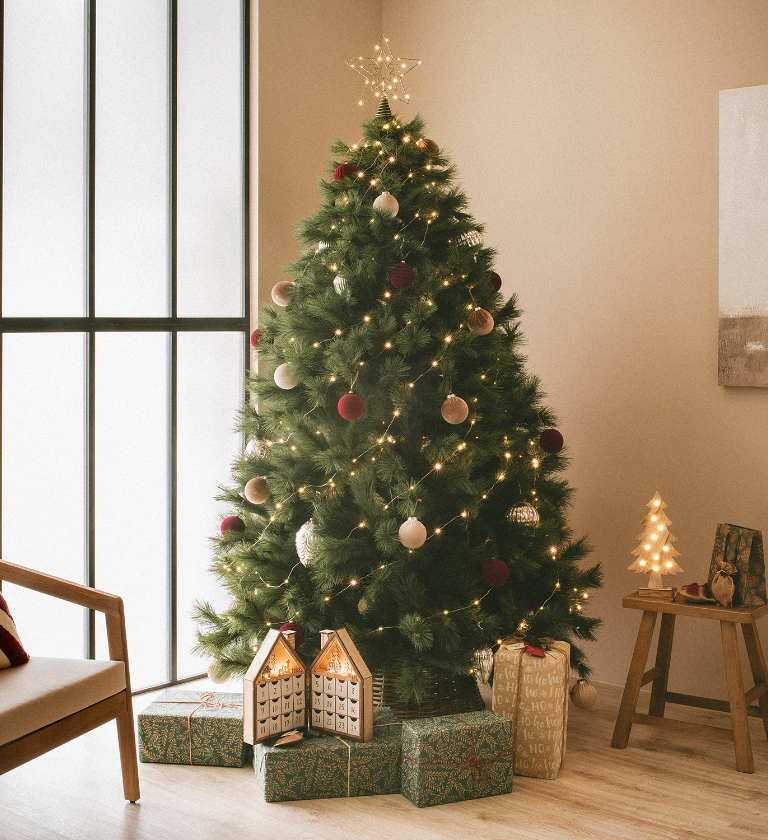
[416,138,439,155]
[244,476,270,505]
[441,394,469,424]
[468,307,494,336]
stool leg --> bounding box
[648,613,676,718]
[720,620,754,773]
[611,610,657,749]
[741,622,768,741]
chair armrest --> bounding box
[0,560,121,616]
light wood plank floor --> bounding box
[2,679,768,840]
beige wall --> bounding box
[258,1,768,696]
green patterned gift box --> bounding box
[255,706,401,802]
[401,711,515,807]
[138,690,252,767]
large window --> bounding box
[0,0,250,691]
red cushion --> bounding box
[0,592,30,668]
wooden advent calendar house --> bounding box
[309,628,373,742]
[243,628,306,744]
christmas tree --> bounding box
[628,491,682,590]
[195,86,602,701]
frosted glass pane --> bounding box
[95,0,168,316]
[2,334,86,658]
[2,1,85,316]
[176,332,243,677]
[95,333,169,688]
[177,0,243,317]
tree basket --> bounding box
[372,667,485,720]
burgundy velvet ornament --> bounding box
[468,307,494,336]
[250,329,261,348]
[279,621,305,647]
[389,261,415,289]
[334,163,357,181]
[482,558,509,587]
[220,515,245,535]
[539,428,564,454]
[489,272,502,292]
[338,392,365,420]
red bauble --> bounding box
[539,428,564,454]
[482,558,509,587]
[338,392,365,420]
[489,272,502,292]
[279,621,305,647]
[250,329,261,348]
[389,261,415,289]
[221,515,245,535]
[334,163,357,181]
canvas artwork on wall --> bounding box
[719,84,768,387]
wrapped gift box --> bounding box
[491,640,569,779]
[400,711,515,808]
[138,690,252,767]
[255,706,401,802]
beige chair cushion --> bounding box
[0,657,126,746]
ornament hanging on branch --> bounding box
[250,329,261,349]
[416,137,439,155]
[468,307,494,336]
[441,394,469,424]
[333,275,349,297]
[399,516,427,549]
[357,598,369,614]
[334,162,357,181]
[295,520,315,566]
[245,437,269,459]
[389,261,415,289]
[570,680,597,710]
[220,515,245,535]
[482,558,509,586]
[274,363,299,389]
[489,272,502,292]
[539,428,564,454]
[338,392,365,421]
[373,191,399,216]
[506,501,540,526]
[244,476,270,505]
[473,646,494,684]
[271,281,294,307]
[458,230,484,249]
[279,621,305,647]
[207,662,229,685]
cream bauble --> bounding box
[244,476,270,504]
[271,280,294,307]
[399,516,427,549]
[274,363,298,389]
[373,191,399,217]
[207,662,228,685]
[468,307,494,336]
[441,394,469,424]
[570,680,597,710]
[295,520,315,566]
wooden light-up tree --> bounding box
[628,492,682,596]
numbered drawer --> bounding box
[335,714,348,734]
[311,708,323,728]
[269,697,281,716]
[255,700,269,722]
[292,708,305,728]
[256,682,269,703]
[323,711,335,730]
[292,674,305,693]
[293,691,305,711]
[335,696,348,715]
[323,693,336,712]
[256,718,270,740]
[348,717,361,738]
[311,673,323,692]
[280,677,293,696]
[269,716,281,735]
[311,691,323,710]
[324,675,335,694]
[281,712,292,732]
[335,679,348,698]
[268,680,281,699]
[348,680,360,700]
[281,694,294,713]
[348,698,360,718]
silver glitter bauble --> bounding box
[245,437,269,459]
[458,230,484,249]
[474,646,494,684]
[527,439,542,458]
[506,501,540,526]
[295,520,315,566]
[333,275,349,297]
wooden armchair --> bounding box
[0,560,140,801]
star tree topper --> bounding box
[346,35,421,110]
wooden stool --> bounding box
[611,592,768,773]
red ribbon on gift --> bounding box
[154,691,243,765]
[402,714,515,800]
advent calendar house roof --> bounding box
[244,628,304,684]
[310,628,371,680]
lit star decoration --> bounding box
[346,35,421,109]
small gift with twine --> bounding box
[254,706,402,802]
[491,637,570,780]
[138,690,252,767]
[400,710,515,807]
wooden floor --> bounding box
[2,679,768,840]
